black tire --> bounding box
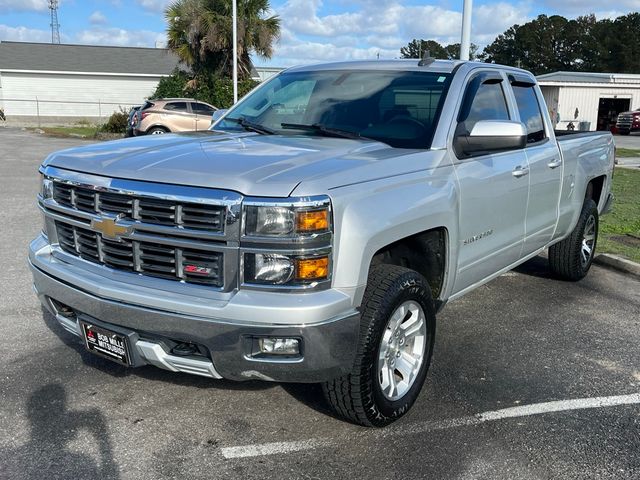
[548,198,599,281]
[619,130,630,136]
[147,127,168,135]
[322,264,436,427]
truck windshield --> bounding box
[214,70,451,149]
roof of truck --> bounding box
[285,59,463,74]
[283,59,535,78]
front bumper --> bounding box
[29,236,360,383]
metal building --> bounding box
[537,71,640,132]
[0,41,181,124]
[0,41,282,125]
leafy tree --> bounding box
[443,43,480,60]
[482,15,587,74]
[400,39,448,59]
[481,13,640,75]
[606,13,640,73]
[166,0,280,79]
[152,68,258,109]
[400,39,479,60]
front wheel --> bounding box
[548,198,599,281]
[322,265,436,427]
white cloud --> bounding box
[89,11,108,25]
[0,24,52,42]
[135,0,172,13]
[264,0,531,66]
[0,0,48,12]
[541,0,640,12]
[75,27,166,48]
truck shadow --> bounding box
[1,383,120,480]
[512,254,556,279]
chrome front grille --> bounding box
[55,221,223,286]
[53,182,225,232]
[41,167,242,291]
[617,114,633,127]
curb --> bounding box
[594,254,640,279]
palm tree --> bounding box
[166,0,280,79]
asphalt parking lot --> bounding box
[0,127,639,480]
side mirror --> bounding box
[454,120,527,157]
[211,109,228,125]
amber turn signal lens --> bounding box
[295,257,329,281]
[296,209,329,233]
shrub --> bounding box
[151,69,258,109]
[101,107,129,134]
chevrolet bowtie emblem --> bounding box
[91,217,130,240]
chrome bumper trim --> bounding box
[136,341,223,379]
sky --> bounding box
[0,0,638,67]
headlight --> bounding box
[244,253,330,285]
[40,176,54,200]
[241,196,333,289]
[250,253,295,284]
[244,198,331,237]
[245,206,295,236]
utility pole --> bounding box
[232,0,238,104]
[460,0,472,60]
[49,0,61,44]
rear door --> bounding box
[190,102,217,131]
[508,75,562,252]
[163,101,196,131]
[452,71,530,293]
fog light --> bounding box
[258,338,300,355]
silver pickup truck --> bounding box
[29,59,614,426]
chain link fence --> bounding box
[0,98,138,127]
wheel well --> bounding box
[146,125,170,133]
[371,228,447,301]
[586,175,605,205]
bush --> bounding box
[151,69,258,109]
[101,107,129,134]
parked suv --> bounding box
[615,109,640,135]
[133,98,218,135]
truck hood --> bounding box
[43,131,411,197]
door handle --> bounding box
[512,166,529,178]
[547,159,562,169]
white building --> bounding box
[537,71,640,132]
[0,41,283,125]
[0,41,180,124]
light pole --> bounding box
[232,0,238,103]
[460,0,472,61]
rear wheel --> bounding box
[548,198,599,281]
[322,264,436,427]
[147,127,168,135]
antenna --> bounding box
[49,0,61,44]
[418,50,435,67]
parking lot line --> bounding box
[220,393,640,459]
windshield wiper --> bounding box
[224,117,275,135]
[280,122,370,140]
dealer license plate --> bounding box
[81,322,130,365]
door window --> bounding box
[458,77,510,131]
[191,102,216,115]
[512,85,546,144]
[164,102,188,112]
